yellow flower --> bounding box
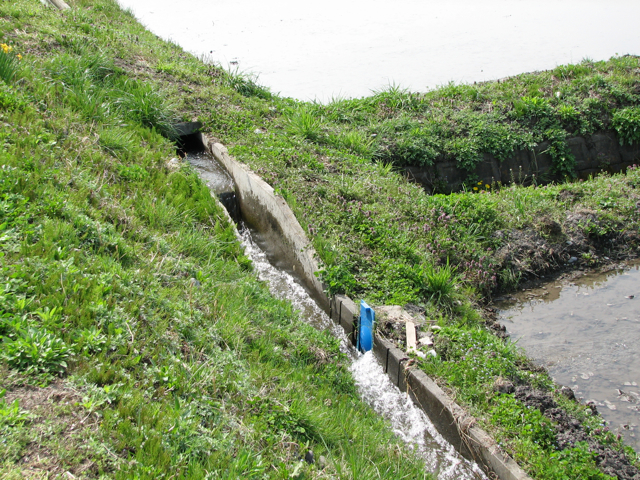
[473,186,478,191]
[16,54,22,60]
[1,43,10,54]
[477,181,482,185]
[485,184,490,189]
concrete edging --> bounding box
[45,0,70,11]
[202,138,532,480]
[203,137,329,311]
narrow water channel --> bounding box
[187,151,486,479]
[498,264,640,452]
[240,227,486,479]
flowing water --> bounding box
[240,228,486,479]
[187,152,486,479]
[185,151,234,193]
[117,0,640,101]
[497,264,640,452]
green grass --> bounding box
[1,0,639,478]
[0,1,435,478]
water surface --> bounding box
[498,265,640,451]
[117,0,639,101]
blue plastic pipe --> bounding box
[357,300,375,353]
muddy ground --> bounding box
[376,211,640,478]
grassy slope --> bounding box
[0,1,434,479]
[188,21,640,480]
[2,0,639,478]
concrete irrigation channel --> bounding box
[174,123,532,480]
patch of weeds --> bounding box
[0,389,31,428]
[286,105,324,142]
[2,328,71,377]
[222,67,272,99]
[612,106,640,145]
[491,394,556,449]
[0,83,26,111]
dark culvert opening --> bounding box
[176,132,206,156]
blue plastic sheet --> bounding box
[358,300,375,353]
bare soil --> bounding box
[3,380,118,478]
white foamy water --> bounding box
[239,228,486,479]
[118,0,639,101]
[239,227,352,355]
[351,352,486,480]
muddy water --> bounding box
[187,153,485,478]
[117,0,640,101]
[497,265,640,452]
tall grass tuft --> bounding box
[111,78,178,139]
[223,67,272,99]
[286,106,323,142]
[420,260,458,307]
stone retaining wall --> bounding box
[407,130,640,193]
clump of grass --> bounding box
[286,105,324,141]
[419,260,458,307]
[222,67,272,99]
[111,78,178,139]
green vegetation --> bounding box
[0,1,433,478]
[1,0,639,478]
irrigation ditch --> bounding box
[174,123,532,480]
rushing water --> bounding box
[240,227,486,479]
[498,264,640,452]
[117,0,639,101]
[186,152,486,478]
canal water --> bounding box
[187,151,486,479]
[497,264,640,452]
[117,0,639,101]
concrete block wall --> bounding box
[406,130,640,193]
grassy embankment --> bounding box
[2,0,640,478]
[199,38,640,480]
[0,1,436,479]
[191,22,640,480]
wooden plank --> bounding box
[406,320,417,353]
